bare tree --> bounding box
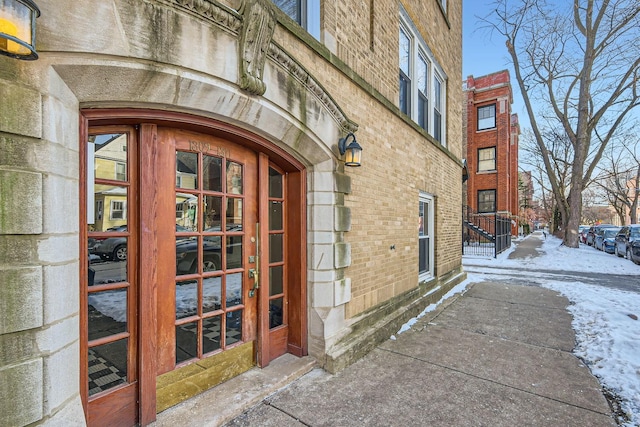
[484,0,640,247]
[593,139,640,224]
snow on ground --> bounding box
[467,233,640,426]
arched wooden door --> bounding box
[81,118,306,426]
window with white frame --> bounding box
[478,147,496,171]
[110,200,126,220]
[272,0,320,40]
[478,190,496,213]
[418,193,434,278]
[478,104,496,130]
[399,9,447,146]
[115,162,126,181]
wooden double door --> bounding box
[81,120,305,426]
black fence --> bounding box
[462,205,512,257]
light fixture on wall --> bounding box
[0,0,40,60]
[462,159,469,183]
[338,132,363,167]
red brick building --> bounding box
[464,70,520,236]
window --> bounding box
[399,27,411,116]
[478,190,496,213]
[478,104,496,130]
[399,8,447,145]
[418,193,434,278]
[417,55,429,130]
[272,0,320,39]
[478,147,496,171]
[433,76,442,142]
[115,162,126,181]
[110,200,126,220]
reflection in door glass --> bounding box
[203,316,221,354]
[269,234,283,263]
[269,298,283,328]
[226,236,243,269]
[88,289,127,341]
[226,310,242,345]
[176,152,198,190]
[203,155,222,191]
[226,273,243,307]
[88,339,128,396]
[227,198,243,231]
[92,134,128,182]
[176,322,198,364]
[269,167,283,198]
[269,265,283,295]
[176,194,198,231]
[204,196,222,231]
[176,281,198,319]
[226,161,243,194]
[88,239,128,284]
[269,201,283,230]
[203,276,222,313]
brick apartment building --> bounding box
[0,0,465,425]
[464,70,520,236]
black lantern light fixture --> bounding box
[338,132,363,167]
[462,158,469,183]
[0,0,40,60]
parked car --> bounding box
[630,239,640,265]
[614,224,640,259]
[579,225,589,244]
[586,224,615,246]
[595,227,620,253]
[92,224,190,262]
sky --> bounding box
[462,0,531,132]
[395,233,640,427]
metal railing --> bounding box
[462,205,512,257]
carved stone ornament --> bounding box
[238,0,276,95]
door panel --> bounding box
[85,129,139,427]
[157,128,258,375]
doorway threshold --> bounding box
[154,353,316,427]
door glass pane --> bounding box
[92,134,128,181]
[269,234,283,263]
[269,298,283,328]
[176,237,197,275]
[88,289,127,340]
[269,168,283,198]
[176,280,198,319]
[269,265,283,296]
[226,273,242,307]
[89,242,127,285]
[176,194,198,231]
[269,201,283,230]
[226,236,243,269]
[226,161,243,195]
[176,152,198,190]
[203,276,222,313]
[202,316,221,354]
[225,310,242,346]
[226,198,243,231]
[204,196,222,231]
[203,236,222,272]
[88,339,128,396]
[203,155,222,191]
[176,322,198,364]
[89,186,127,231]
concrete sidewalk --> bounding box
[159,232,615,426]
[224,281,614,426]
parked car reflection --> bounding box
[630,239,640,265]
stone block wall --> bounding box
[0,59,85,425]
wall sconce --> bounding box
[338,132,363,167]
[0,0,40,60]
